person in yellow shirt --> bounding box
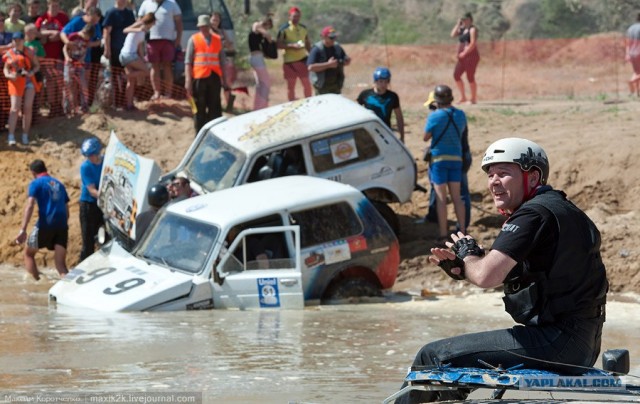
[5,2,26,34]
[276,6,311,101]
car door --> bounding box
[213,225,303,309]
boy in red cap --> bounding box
[276,6,312,101]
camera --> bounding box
[17,68,27,76]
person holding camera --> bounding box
[3,31,40,146]
[423,84,467,242]
[307,25,350,95]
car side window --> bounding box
[221,215,295,271]
[289,202,363,248]
[309,128,380,173]
[248,145,307,182]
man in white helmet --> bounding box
[394,138,608,404]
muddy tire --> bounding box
[323,277,382,302]
[372,201,400,235]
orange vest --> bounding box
[192,32,222,79]
[2,48,39,95]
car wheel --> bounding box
[372,201,400,235]
[323,277,382,302]
[104,185,115,213]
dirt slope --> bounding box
[0,43,638,295]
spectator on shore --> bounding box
[25,0,42,24]
[35,0,68,117]
[276,6,311,101]
[137,0,183,100]
[248,13,276,110]
[3,31,40,146]
[14,159,70,281]
[25,23,45,115]
[61,7,101,112]
[62,23,94,114]
[423,90,472,231]
[625,13,640,96]
[5,2,26,34]
[211,11,236,112]
[423,84,467,242]
[102,0,136,109]
[307,25,350,95]
[0,14,13,53]
[356,66,404,142]
[184,14,225,134]
[120,13,155,111]
[451,12,480,104]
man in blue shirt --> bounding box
[15,159,70,281]
[79,137,105,260]
[424,84,467,241]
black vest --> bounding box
[502,190,608,325]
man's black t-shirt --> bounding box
[490,202,558,277]
[356,88,400,128]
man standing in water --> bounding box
[15,159,70,280]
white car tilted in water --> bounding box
[49,177,400,312]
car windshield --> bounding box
[182,131,244,193]
[136,212,219,274]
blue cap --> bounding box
[12,31,25,40]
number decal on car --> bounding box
[76,267,117,284]
[103,278,146,295]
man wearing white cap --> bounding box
[184,14,225,134]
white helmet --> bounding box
[481,138,549,184]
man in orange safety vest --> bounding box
[184,14,227,134]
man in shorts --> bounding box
[138,0,182,100]
[276,6,311,101]
[15,159,70,281]
[625,13,640,95]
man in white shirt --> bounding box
[137,0,182,100]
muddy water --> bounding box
[1,266,639,403]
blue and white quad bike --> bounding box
[384,349,640,403]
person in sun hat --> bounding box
[307,25,350,95]
[184,14,226,134]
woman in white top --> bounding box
[120,12,155,111]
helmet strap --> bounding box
[498,170,541,218]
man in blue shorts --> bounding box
[15,159,70,280]
[424,84,467,241]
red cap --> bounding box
[289,6,301,15]
[321,26,337,38]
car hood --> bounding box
[49,242,195,312]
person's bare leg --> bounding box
[455,79,467,102]
[469,81,477,104]
[24,246,40,280]
[8,95,21,134]
[54,244,68,277]
[150,63,162,99]
[434,183,449,238]
[22,87,35,134]
[161,62,173,97]
[448,181,466,234]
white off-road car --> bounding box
[49,176,400,312]
[164,94,417,232]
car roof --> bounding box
[165,176,363,228]
[205,94,379,155]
